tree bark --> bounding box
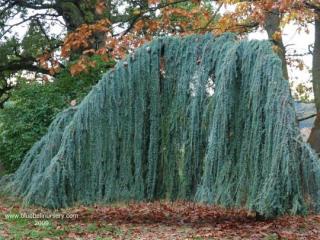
[308,11,320,152]
[264,8,289,80]
[55,1,86,31]
[312,11,320,112]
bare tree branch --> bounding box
[298,113,317,122]
[0,57,50,75]
[11,0,56,10]
[0,12,60,39]
[114,0,190,37]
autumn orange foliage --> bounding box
[37,0,318,76]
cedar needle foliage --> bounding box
[2,34,320,218]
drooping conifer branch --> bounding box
[2,34,320,218]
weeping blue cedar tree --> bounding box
[1,34,320,218]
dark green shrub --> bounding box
[0,82,66,173]
[0,56,114,173]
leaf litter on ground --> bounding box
[0,196,319,239]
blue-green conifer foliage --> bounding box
[2,34,320,217]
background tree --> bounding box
[0,0,216,105]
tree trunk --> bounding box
[264,9,289,80]
[55,0,107,54]
[308,11,320,152]
[312,11,320,112]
